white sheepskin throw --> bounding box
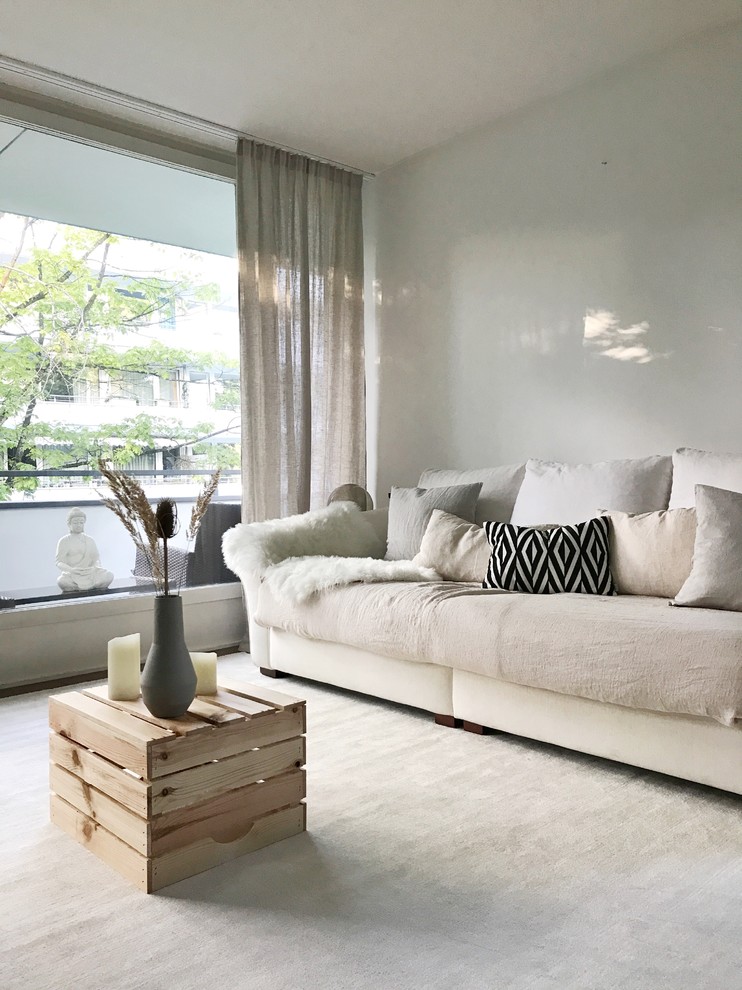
[263,555,440,605]
[222,502,384,580]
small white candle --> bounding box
[108,634,141,700]
[190,652,218,695]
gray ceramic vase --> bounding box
[141,595,197,718]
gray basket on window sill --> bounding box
[132,546,190,589]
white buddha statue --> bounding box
[56,508,114,592]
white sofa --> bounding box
[226,451,742,797]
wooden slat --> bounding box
[151,769,306,855]
[149,704,306,778]
[150,803,306,892]
[83,686,212,735]
[49,693,170,777]
[50,732,150,817]
[187,697,244,725]
[150,736,306,815]
[205,690,275,718]
[50,795,149,892]
[50,763,149,855]
[217,677,306,710]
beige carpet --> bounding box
[2,653,742,990]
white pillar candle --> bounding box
[107,634,141,701]
[190,652,218,695]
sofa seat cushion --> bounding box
[257,579,465,665]
[428,592,742,725]
[256,582,742,725]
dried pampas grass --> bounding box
[98,461,221,595]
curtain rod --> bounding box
[0,54,374,178]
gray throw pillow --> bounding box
[386,483,482,560]
[673,485,742,611]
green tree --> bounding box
[0,216,239,497]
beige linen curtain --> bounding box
[236,139,365,521]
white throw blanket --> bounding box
[263,555,440,605]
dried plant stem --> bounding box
[98,462,222,596]
[188,469,222,540]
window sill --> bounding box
[0,582,247,692]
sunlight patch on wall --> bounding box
[583,308,667,364]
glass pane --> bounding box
[0,207,240,606]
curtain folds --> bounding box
[236,139,365,521]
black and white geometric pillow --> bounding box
[482,516,616,595]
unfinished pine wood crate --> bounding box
[49,677,306,892]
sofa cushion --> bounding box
[669,447,742,508]
[603,508,696,598]
[510,455,673,525]
[483,517,615,596]
[418,465,525,524]
[413,510,490,583]
[256,581,742,726]
[385,483,482,560]
[674,485,742,612]
[257,579,461,664]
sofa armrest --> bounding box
[221,503,387,667]
[240,569,270,666]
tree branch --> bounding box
[79,238,110,326]
[0,217,33,293]
[0,232,112,330]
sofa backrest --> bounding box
[418,465,525,525]
[419,455,675,525]
[417,447,742,526]
[510,455,673,525]
[669,447,742,508]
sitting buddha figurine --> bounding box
[56,507,114,592]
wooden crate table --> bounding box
[49,678,306,892]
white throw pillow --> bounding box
[510,456,673,526]
[673,485,742,611]
[602,508,696,598]
[413,510,490,583]
[669,447,742,508]
[418,465,525,524]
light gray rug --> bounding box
[2,653,742,990]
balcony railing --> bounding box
[0,468,242,606]
[0,467,239,485]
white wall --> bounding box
[372,24,742,501]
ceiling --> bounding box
[0,0,740,173]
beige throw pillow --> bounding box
[602,508,696,598]
[414,510,490,583]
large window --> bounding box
[0,123,240,605]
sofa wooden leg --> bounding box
[260,667,290,679]
[463,721,495,735]
[434,714,462,728]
